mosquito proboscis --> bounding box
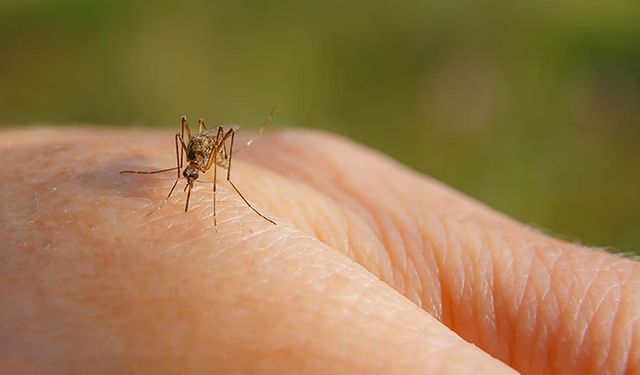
[120,111,276,227]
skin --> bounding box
[0,127,638,375]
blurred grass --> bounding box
[1,0,639,251]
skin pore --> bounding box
[0,128,638,374]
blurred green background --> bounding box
[1,0,639,251]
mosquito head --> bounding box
[183,166,199,184]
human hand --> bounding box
[1,128,638,374]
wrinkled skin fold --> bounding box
[0,128,638,375]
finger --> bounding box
[240,130,640,375]
[0,129,516,375]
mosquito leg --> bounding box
[244,126,264,148]
[211,126,224,229]
[174,133,182,179]
[176,133,188,173]
[120,167,178,175]
[220,127,229,162]
[216,126,224,160]
[146,177,180,217]
[226,129,235,179]
[204,126,227,171]
[148,133,188,215]
[120,132,186,176]
[261,106,277,129]
[213,156,218,229]
[231,107,276,154]
[199,126,275,224]
[180,117,193,168]
[250,106,275,146]
[181,116,192,140]
[198,118,207,133]
[223,141,229,160]
[225,129,276,225]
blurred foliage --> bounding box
[1,0,639,251]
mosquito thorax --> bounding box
[186,135,215,166]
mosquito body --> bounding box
[120,115,276,227]
[182,127,229,182]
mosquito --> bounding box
[120,114,276,227]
